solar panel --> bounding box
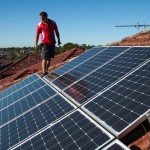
[0,94,76,150]
[0,78,47,109]
[102,139,130,150]
[44,47,107,81]
[1,74,39,99]
[12,109,114,150]
[63,47,150,105]
[1,46,150,149]
[50,47,129,90]
[0,84,57,126]
[82,60,150,138]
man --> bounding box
[35,11,61,77]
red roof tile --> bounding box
[0,55,41,78]
[108,29,150,46]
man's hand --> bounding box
[34,44,38,49]
[55,30,61,46]
[35,34,39,49]
[58,40,62,46]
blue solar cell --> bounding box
[51,47,129,89]
[1,74,39,98]
[0,94,75,150]
[0,78,46,109]
[13,110,114,150]
[45,47,107,81]
[0,85,57,126]
[64,47,150,104]
[83,60,150,138]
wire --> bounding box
[141,124,150,150]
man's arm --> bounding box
[35,34,39,49]
[55,30,61,46]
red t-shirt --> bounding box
[36,19,58,45]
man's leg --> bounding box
[42,59,47,74]
[46,59,51,72]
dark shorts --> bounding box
[41,44,55,60]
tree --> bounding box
[56,42,95,54]
[59,43,79,53]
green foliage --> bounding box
[10,49,22,61]
[63,43,79,51]
[79,44,95,50]
[56,42,95,54]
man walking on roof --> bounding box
[35,11,61,77]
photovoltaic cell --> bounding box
[83,60,150,138]
[13,110,114,150]
[0,84,57,126]
[51,47,129,90]
[1,74,39,99]
[11,74,39,92]
[102,140,130,150]
[45,47,107,81]
[0,94,75,150]
[63,47,150,105]
[0,78,46,109]
[0,74,40,101]
[1,74,37,97]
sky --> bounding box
[0,0,150,47]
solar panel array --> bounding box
[45,47,107,81]
[0,75,77,149]
[62,47,150,105]
[82,60,150,138]
[0,73,115,150]
[0,77,47,110]
[1,74,39,99]
[50,47,129,90]
[1,46,150,149]
[1,94,76,150]
[12,110,114,150]
[45,46,149,140]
